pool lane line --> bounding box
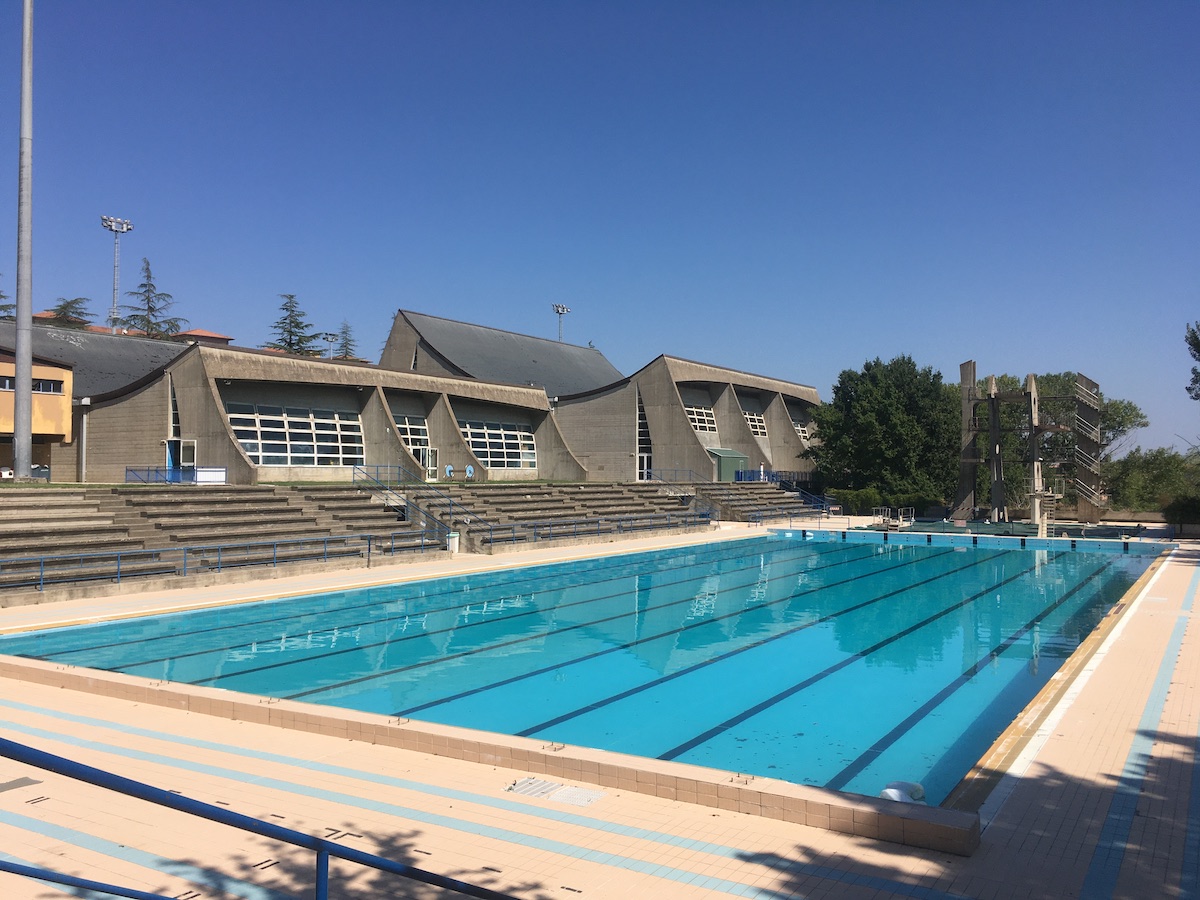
[390,547,979,720]
[0,807,291,900]
[0,704,971,900]
[282,544,928,706]
[63,540,854,681]
[0,717,967,900]
[509,548,1012,736]
[823,559,1117,791]
[659,552,1066,761]
[8,535,793,662]
[184,540,873,696]
[0,528,769,638]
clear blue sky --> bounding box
[2,2,1196,452]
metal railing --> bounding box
[125,466,228,485]
[747,503,843,525]
[645,468,706,484]
[0,736,515,900]
[795,487,837,511]
[353,465,492,538]
[0,529,443,592]
[733,468,812,484]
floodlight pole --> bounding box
[101,216,133,333]
[320,332,336,359]
[552,303,570,342]
[12,0,34,479]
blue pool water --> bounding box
[0,533,1167,804]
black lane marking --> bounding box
[823,559,1114,791]
[282,544,894,703]
[512,548,1012,736]
[20,537,782,665]
[390,548,970,720]
[657,552,1067,761]
[197,543,869,692]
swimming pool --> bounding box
[0,532,1167,805]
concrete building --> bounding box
[1,311,820,485]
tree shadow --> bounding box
[36,822,555,900]
[732,722,1194,900]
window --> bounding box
[1,376,64,394]
[792,419,811,441]
[685,405,718,433]
[457,419,536,469]
[743,411,768,437]
[637,392,652,480]
[223,402,364,466]
[393,414,430,451]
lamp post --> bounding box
[552,303,570,342]
[100,216,133,334]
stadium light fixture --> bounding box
[552,303,571,342]
[100,216,134,334]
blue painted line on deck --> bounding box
[1178,559,1200,899]
[0,808,290,900]
[0,710,969,900]
[1080,553,1197,899]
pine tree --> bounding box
[0,275,12,320]
[335,319,357,359]
[47,297,94,329]
[121,258,187,338]
[263,294,320,356]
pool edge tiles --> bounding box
[0,652,981,856]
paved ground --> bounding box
[0,527,1194,899]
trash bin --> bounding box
[447,532,460,554]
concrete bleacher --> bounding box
[690,481,818,523]
[0,484,443,595]
[400,481,712,551]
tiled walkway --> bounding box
[0,531,1195,899]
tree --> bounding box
[263,294,320,356]
[806,356,959,502]
[0,275,11,320]
[335,319,357,359]
[46,296,94,329]
[1105,447,1200,512]
[122,258,187,338]
[1187,322,1200,401]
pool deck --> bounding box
[0,525,1196,899]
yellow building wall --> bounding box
[0,360,74,442]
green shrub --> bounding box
[827,487,882,515]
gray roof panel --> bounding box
[0,322,190,398]
[402,311,624,398]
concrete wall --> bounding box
[636,361,715,480]
[713,383,769,469]
[553,382,635,482]
[765,393,814,476]
[83,379,171,483]
[378,314,460,378]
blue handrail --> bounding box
[0,736,517,900]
